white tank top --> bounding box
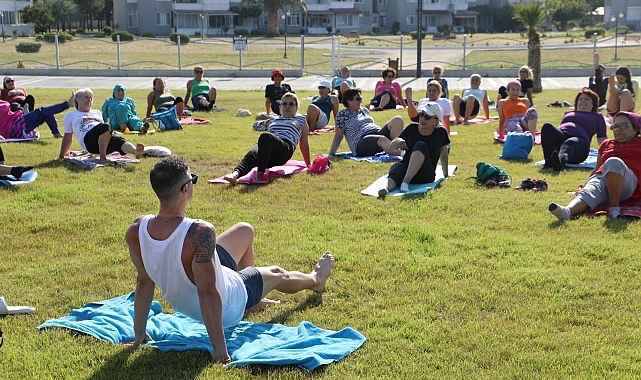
[138,215,247,328]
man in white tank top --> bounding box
[126,156,334,364]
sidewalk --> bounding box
[11,75,589,92]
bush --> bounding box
[234,28,249,36]
[250,29,265,36]
[43,33,73,43]
[142,32,155,38]
[92,33,106,38]
[35,34,44,41]
[391,21,401,35]
[371,24,380,35]
[15,42,41,53]
[584,28,606,39]
[103,26,113,35]
[17,59,25,68]
[410,30,426,40]
[169,33,190,44]
[75,28,85,35]
[112,31,135,42]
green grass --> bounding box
[1,88,640,379]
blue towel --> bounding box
[534,148,598,169]
[38,293,366,371]
[334,151,401,163]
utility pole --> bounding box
[416,1,423,77]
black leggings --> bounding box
[234,132,295,176]
[0,146,4,163]
[387,141,435,185]
[541,123,590,166]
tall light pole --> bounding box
[611,11,624,61]
[282,10,290,58]
[0,12,5,43]
[200,14,205,39]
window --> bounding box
[287,13,301,27]
[379,15,387,27]
[379,0,388,4]
[209,15,231,28]
[406,15,416,25]
[127,9,138,28]
[0,11,15,24]
[156,12,171,26]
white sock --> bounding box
[608,207,621,219]
[400,182,410,193]
[549,203,571,221]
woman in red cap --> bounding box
[265,69,294,116]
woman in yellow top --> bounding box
[497,80,538,137]
[185,66,217,111]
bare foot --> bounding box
[223,171,239,185]
[244,298,281,317]
[463,119,470,125]
[310,252,334,293]
[97,159,113,166]
[135,143,145,159]
[68,91,75,108]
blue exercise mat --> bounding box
[534,148,597,169]
[0,171,38,186]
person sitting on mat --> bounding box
[406,81,452,134]
[425,65,449,99]
[1,76,35,113]
[549,111,641,220]
[145,77,185,120]
[369,67,405,111]
[451,74,490,125]
[223,93,310,184]
[331,66,356,103]
[606,66,638,116]
[0,146,33,179]
[306,80,339,132]
[59,88,144,165]
[101,84,148,133]
[541,87,607,171]
[185,66,217,111]
[378,102,450,197]
[329,87,405,158]
[126,155,334,364]
[265,69,293,116]
[0,93,74,139]
[497,80,538,137]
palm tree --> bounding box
[241,0,307,37]
[512,1,546,93]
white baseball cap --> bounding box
[416,101,443,122]
[318,80,331,88]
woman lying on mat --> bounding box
[541,88,607,171]
[378,102,450,197]
[549,111,641,220]
[405,81,451,134]
[329,88,405,158]
[59,88,144,165]
[0,93,74,139]
[496,80,538,137]
[223,93,310,184]
[0,146,33,179]
[451,74,490,125]
[145,77,185,120]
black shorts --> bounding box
[216,244,237,271]
[238,267,263,310]
[83,123,126,155]
[459,98,480,117]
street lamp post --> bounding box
[0,12,5,43]
[200,14,205,39]
[282,10,290,59]
[611,11,624,61]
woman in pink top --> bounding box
[369,67,405,111]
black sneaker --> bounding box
[533,179,548,192]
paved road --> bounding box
[11,75,589,92]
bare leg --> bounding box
[606,80,620,113]
[386,116,405,139]
[339,82,351,98]
[402,150,426,184]
[258,252,334,297]
[217,222,255,270]
[527,116,538,135]
[306,104,320,131]
[97,130,112,163]
[176,101,185,119]
[619,90,635,113]
[121,142,145,159]
[223,171,239,185]
[452,95,462,124]
[209,87,217,104]
[375,93,392,110]
[604,172,624,207]
[549,197,589,221]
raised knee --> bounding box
[602,157,626,175]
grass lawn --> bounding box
[1,87,640,379]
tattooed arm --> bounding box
[187,221,231,364]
